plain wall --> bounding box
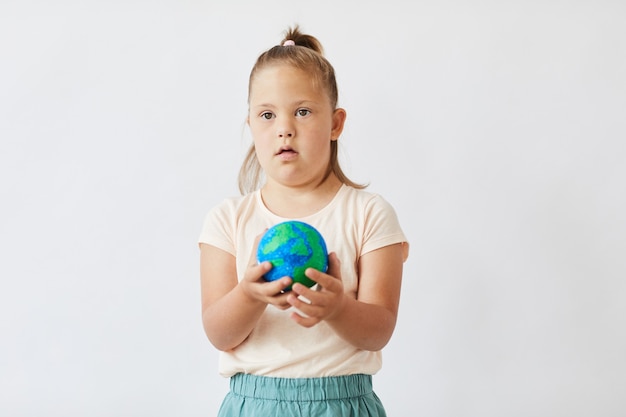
[1,1,625,416]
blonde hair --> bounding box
[238,26,366,194]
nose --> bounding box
[277,130,293,138]
[277,120,294,139]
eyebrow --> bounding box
[251,100,317,109]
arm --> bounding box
[287,242,407,351]
[200,242,293,351]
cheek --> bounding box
[249,124,270,144]
[252,135,274,161]
[310,125,334,146]
[248,120,264,137]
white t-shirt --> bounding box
[198,184,408,378]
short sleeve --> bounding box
[361,194,408,257]
[198,203,236,256]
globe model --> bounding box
[257,221,328,289]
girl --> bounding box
[199,26,409,416]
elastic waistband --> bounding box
[229,373,373,401]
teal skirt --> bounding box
[217,373,387,417]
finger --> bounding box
[286,291,324,319]
[326,252,342,281]
[273,301,292,310]
[266,277,293,295]
[302,268,338,294]
[290,284,327,311]
[289,281,312,298]
[245,261,272,282]
[290,311,320,328]
[287,290,308,307]
[302,252,342,289]
[267,290,293,309]
[248,230,268,267]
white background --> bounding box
[1,1,625,416]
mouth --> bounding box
[276,146,297,156]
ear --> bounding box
[331,108,347,140]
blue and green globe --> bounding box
[257,221,328,289]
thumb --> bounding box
[326,252,342,281]
[248,229,268,267]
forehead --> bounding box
[249,64,327,104]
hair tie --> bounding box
[282,40,296,46]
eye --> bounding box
[260,111,274,120]
[296,108,311,117]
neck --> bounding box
[261,175,342,218]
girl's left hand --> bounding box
[286,252,346,327]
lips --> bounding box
[276,146,298,160]
[276,146,297,155]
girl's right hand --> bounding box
[239,233,293,310]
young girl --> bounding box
[199,26,409,416]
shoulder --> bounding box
[206,192,258,221]
[339,185,398,215]
[200,191,259,236]
[199,191,260,250]
[341,185,407,250]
